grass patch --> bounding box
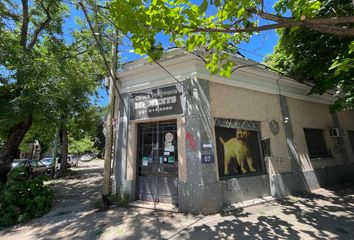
[92,192,130,210]
[94,228,103,236]
[108,192,130,208]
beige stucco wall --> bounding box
[337,110,354,163]
[337,110,354,131]
[209,82,291,174]
[287,98,344,170]
[126,122,137,181]
[177,117,187,183]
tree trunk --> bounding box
[51,128,59,178]
[60,126,68,174]
[0,115,32,183]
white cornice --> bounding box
[117,49,336,105]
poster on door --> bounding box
[163,132,176,164]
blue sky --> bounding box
[63,1,279,106]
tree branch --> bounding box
[20,0,29,48]
[0,3,20,22]
[259,10,354,26]
[27,0,55,49]
[189,14,354,37]
[311,25,354,37]
[190,23,292,33]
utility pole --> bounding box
[79,1,123,208]
[102,28,118,208]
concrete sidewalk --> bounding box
[1,160,353,239]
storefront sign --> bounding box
[130,85,184,120]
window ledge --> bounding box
[219,172,267,180]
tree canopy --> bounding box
[0,0,110,181]
[69,136,98,155]
[265,0,354,111]
[109,0,354,109]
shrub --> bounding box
[108,192,130,208]
[0,177,54,227]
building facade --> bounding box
[112,49,354,214]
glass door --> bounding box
[136,121,178,204]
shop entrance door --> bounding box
[136,121,178,204]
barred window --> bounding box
[303,128,330,159]
[348,131,354,155]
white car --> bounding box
[80,154,93,162]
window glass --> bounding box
[31,160,39,167]
[137,121,178,176]
[303,128,329,158]
[348,131,354,155]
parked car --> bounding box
[68,155,79,167]
[12,159,47,180]
[11,159,28,168]
[40,158,54,173]
[80,154,93,162]
[41,158,53,167]
[41,156,73,173]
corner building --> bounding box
[112,49,354,214]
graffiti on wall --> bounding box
[186,131,197,151]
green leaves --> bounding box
[199,0,208,14]
[267,0,354,111]
[330,41,354,76]
[109,0,351,107]
[69,136,98,154]
[274,0,321,18]
[0,179,53,226]
[109,0,256,78]
[185,34,207,51]
[220,60,235,78]
[0,0,107,153]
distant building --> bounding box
[19,140,41,160]
[112,49,354,214]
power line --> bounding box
[230,55,336,98]
[215,45,336,98]
[153,59,186,91]
[238,47,266,58]
[79,3,191,95]
[75,1,336,100]
[78,0,128,115]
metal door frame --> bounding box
[135,120,178,204]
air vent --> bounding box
[329,128,341,137]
